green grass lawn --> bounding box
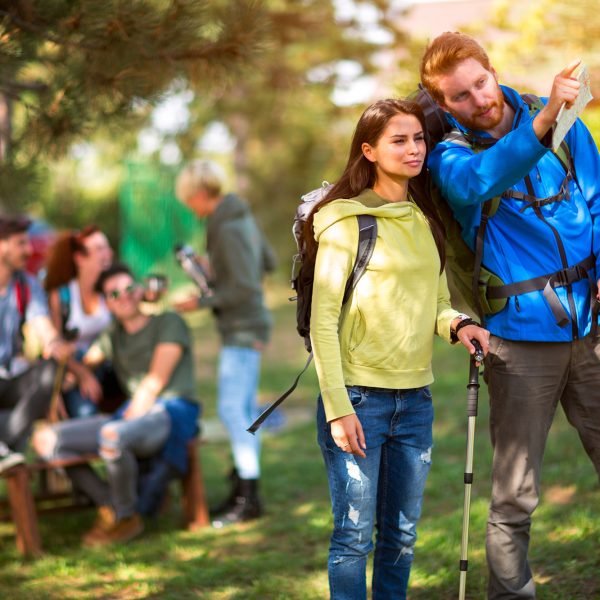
[0,283,598,599]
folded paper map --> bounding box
[552,64,593,151]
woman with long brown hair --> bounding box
[307,99,489,599]
[44,226,116,417]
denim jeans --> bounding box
[218,346,262,479]
[46,403,171,519]
[317,386,434,600]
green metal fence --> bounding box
[119,160,205,289]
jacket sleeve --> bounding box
[565,118,600,275]
[435,269,461,343]
[310,220,356,422]
[429,119,550,208]
[261,234,278,274]
[198,225,260,310]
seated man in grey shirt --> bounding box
[0,215,72,472]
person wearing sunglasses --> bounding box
[33,262,201,546]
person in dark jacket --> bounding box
[421,32,600,599]
[175,159,276,526]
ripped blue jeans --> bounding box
[317,386,433,600]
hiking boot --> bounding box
[212,478,262,528]
[210,467,240,517]
[0,441,25,474]
[82,505,117,546]
[83,512,144,547]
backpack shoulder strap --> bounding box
[342,215,377,304]
[250,214,378,435]
[14,270,30,336]
[58,284,71,332]
[442,128,471,149]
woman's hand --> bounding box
[329,413,367,458]
[77,369,103,403]
[457,324,490,366]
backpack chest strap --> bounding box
[486,254,596,327]
[504,172,572,213]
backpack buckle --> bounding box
[290,253,301,287]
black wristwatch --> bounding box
[450,313,480,343]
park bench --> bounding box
[0,437,210,557]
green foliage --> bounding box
[0,0,267,210]
[177,0,405,255]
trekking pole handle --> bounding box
[471,339,484,363]
[467,340,482,417]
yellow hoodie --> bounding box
[310,189,461,422]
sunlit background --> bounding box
[1,0,598,282]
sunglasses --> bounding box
[106,283,139,300]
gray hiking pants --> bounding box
[484,335,600,599]
[0,360,56,451]
[43,405,171,519]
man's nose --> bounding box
[472,90,488,108]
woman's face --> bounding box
[362,113,426,181]
[75,231,113,276]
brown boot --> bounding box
[82,506,116,546]
[83,512,144,547]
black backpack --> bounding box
[248,188,377,433]
[291,184,378,352]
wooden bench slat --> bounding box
[0,438,209,557]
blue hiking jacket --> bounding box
[429,85,600,341]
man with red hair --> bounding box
[421,32,600,599]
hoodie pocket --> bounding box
[346,296,407,370]
[348,305,366,352]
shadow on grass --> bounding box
[0,304,598,598]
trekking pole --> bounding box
[459,339,484,600]
[47,328,79,423]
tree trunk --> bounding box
[0,92,12,164]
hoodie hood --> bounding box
[313,188,419,243]
[209,193,249,228]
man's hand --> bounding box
[77,369,103,403]
[533,59,581,140]
[174,296,200,312]
[123,393,155,420]
[330,413,367,458]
